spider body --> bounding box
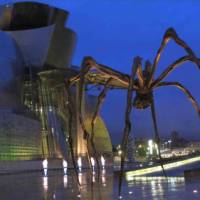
[133,91,153,109]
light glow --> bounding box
[63,160,67,175]
[101,155,106,169]
[43,159,48,176]
[77,157,82,172]
[126,156,200,178]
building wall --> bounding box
[0,110,42,160]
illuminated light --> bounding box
[78,173,82,184]
[91,157,95,170]
[77,194,81,198]
[129,191,133,195]
[118,150,122,156]
[92,174,96,183]
[63,175,68,188]
[139,164,143,167]
[101,155,106,169]
[118,196,123,199]
[43,159,48,176]
[53,194,56,199]
[43,176,48,191]
[155,143,159,155]
[49,106,53,112]
[102,176,106,184]
[126,156,200,178]
[193,190,198,193]
[77,157,82,172]
[40,107,43,113]
[63,160,67,175]
[102,169,106,175]
[148,140,153,155]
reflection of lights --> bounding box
[102,169,106,175]
[49,106,53,112]
[126,156,200,177]
[126,176,185,183]
[155,143,159,155]
[118,196,123,199]
[91,157,95,171]
[63,175,68,188]
[77,157,82,172]
[43,159,48,176]
[128,191,133,195]
[43,176,48,191]
[102,176,106,184]
[78,173,82,185]
[148,140,153,155]
[193,190,198,193]
[63,160,67,175]
[44,169,48,177]
[101,155,106,169]
[118,150,122,156]
[92,174,95,183]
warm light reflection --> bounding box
[63,160,67,175]
[92,174,95,183]
[91,157,95,171]
[78,157,82,172]
[43,159,48,176]
[126,156,200,177]
[63,175,68,188]
[78,173,82,185]
[101,155,106,169]
[43,176,48,191]
[126,176,185,182]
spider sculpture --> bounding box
[67,28,200,196]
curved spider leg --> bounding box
[77,66,94,176]
[152,55,200,87]
[65,81,81,188]
[150,96,167,177]
[136,57,144,88]
[118,57,139,197]
[90,78,112,181]
[149,27,199,86]
[70,56,137,90]
[155,82,200,116]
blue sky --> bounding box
[1,0,200,144]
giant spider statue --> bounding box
[66,28,200,197]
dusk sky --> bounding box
[2,0,200,144]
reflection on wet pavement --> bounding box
[0,170,200,199]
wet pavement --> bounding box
[0,169,200,200]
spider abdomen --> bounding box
[133,91,153,109]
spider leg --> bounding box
[155,82,200,116]
[65,81,81,187]
[90,78,112,181]
[152,55,200,87]
[77,62,94,174]
[150,95,167,177]
[149,28,198,85]
[118,56,140,197]
[70,56,138,90]
[136,57,144,88]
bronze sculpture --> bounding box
[66,28,200,196]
